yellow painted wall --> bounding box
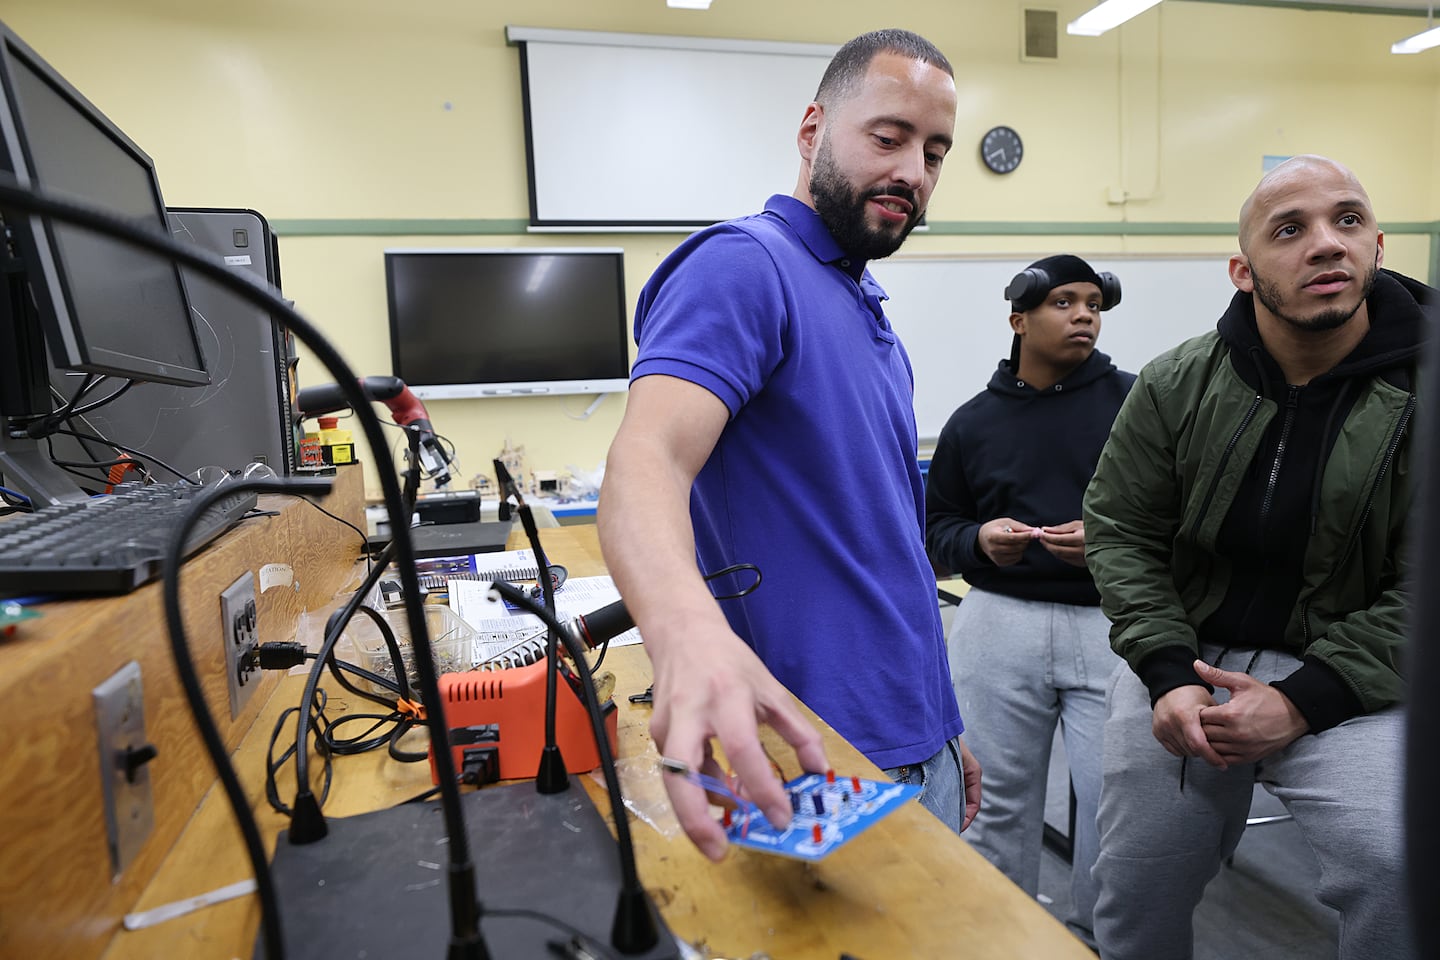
[3,0,1437,495]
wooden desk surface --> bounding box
[105,526,1090,960]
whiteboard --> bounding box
[867,255,1240,442]
[511,27,835,227]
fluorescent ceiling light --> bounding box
[1392,24,1440,54]
[1067,0,1164,37]
[667,0,712,8]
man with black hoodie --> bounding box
[926,254,1133,947]
[1084,155,1427,959]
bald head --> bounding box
[1238,155,1372,254]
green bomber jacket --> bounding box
[1083,271,1430,724]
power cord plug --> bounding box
[255,642,308,671]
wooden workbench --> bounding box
[102,526,1091,960]
[0,467,366,960]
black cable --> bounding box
[52,383,157,482]
[702,562,762,600]
[322,603,411,708]
[47,454,145,471]
[486,907,618,960]
[297,495,372,577]
[400,784,444,805]
[287,545,397,832]
[289,443,423,829]
[59,377,134,419]
[387,718,429,763]
[322,712,400,755]
[589,563,758,671]
[258,653,422,815]
[265,689,334,817]
[163,476,332,960]
[485,578,657,951]
[44,450,109,488]
[590,635,614,673]
[22,376,136,455]
[47,426,192,482]
[17,372,99,427]
[5,177,485,959]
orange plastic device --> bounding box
[428,658,618,785]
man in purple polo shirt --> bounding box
[598,29,979,861]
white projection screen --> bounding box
[508,27,837,229]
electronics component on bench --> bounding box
[475,596,632,671]
[296,375,455,486]
[431,657,618,785]
[660,760,921,862]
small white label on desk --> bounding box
[259,563,294,592]
[224,254,252,266]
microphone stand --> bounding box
[486,579,662,954]
[494,459,568,794]
[286,428,427,844]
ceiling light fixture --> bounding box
[1392,5,1438,54]
[1067,0,1164,37]
[666,0,712,9]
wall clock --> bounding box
[980,126,1023,175]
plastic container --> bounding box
[341,604,477,696]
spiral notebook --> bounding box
[414,548,539,592]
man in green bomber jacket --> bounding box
[1083,155,1431,960]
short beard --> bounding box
[1252,256,1378,333]
[809,136,921,261]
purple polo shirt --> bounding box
[630,194,963,769]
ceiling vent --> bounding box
[1023,8,1059,61]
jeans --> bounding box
[883,735,965,836]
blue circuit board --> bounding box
[722,772,920,861]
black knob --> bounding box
[123,743,159,783]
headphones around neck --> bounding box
[1004,266,1122,314]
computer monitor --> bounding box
[385,248,631,400]
[0,21,207,505]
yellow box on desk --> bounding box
[304,416,355,466]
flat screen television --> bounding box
[385,247,631,400]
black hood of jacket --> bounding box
[1216,268,1430,395]
[988,346,1120,398]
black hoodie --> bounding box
[1198,268,1428,729]
[926,348,1136,605]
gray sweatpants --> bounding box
[1093,645,1413,960]
[949,588,1119,944]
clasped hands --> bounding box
[1152,660,1309,767]
[978,517,1087,567]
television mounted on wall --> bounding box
[385,247,631,400]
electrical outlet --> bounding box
[220,572,260,720]
[93,661,155,879]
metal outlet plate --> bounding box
[92,661,154,880]
[221,572,260,720]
